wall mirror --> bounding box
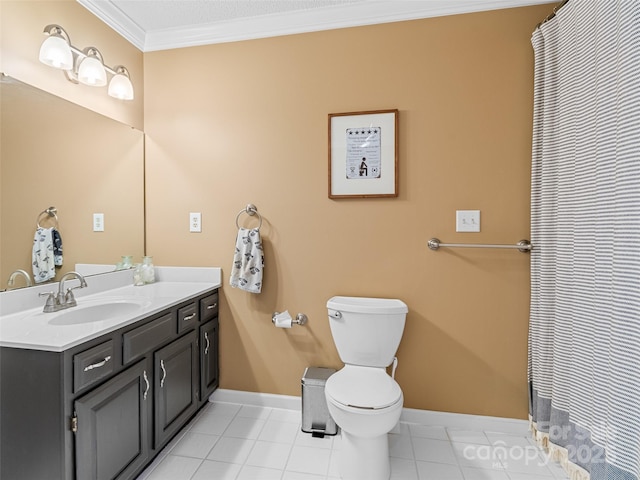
[0,75,145,291]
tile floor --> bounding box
[137,401,570,480]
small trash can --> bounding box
[301,367,338,437]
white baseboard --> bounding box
[209,389,529,435]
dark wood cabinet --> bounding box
[154,333,198,447]
[200,318,219,403]
[0,288,219,480]
[75,359,151,480]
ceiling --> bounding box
[78,0,557,52]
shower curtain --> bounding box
[528,1,640,480]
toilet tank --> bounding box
[327,296,408,368]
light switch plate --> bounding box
[190,212,201,233]
[93,213,104,232]
[456,210,480,232]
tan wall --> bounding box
[0,0,143,130]
[144,5,549,419]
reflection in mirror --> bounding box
[0,75,144,291]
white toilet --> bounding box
[324,296,408,480]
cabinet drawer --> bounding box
[200,292,219,322]
[123,313,174,364]
[74,340,115,393]
[177,302,198,334]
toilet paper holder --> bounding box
[272,312,308,326]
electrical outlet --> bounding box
[456,210,480,232]
[189,212,201,233]
[93,213,104,232]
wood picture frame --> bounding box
[328,109,399,199]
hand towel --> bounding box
[230,227,264,294]
[52,228,63,267]
[32,227,55,283]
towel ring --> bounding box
[36,206,59,229]
[235,204,263,230]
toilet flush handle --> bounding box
[331,310,342,319]
[391,357,398,379]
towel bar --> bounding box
[36,206,59,229]
[428,238,532,253]
[235,204,263,230]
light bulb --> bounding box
[77,55,107,86]
[108,72,134,100]
[39,35,73,70]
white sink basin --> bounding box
[47,300,150,326]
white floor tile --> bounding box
[461,466,510,480]
[237,404,273,420]
[246,440,292,470]
[409,424,449,440]
[281,471,325,480]
[485,432,533,449]
[258,419,300,443]
[412,437,458,465]
[286,445,331,476]
[189,412,235,435]
[137,401,564,480]
[416,461,464,480]
[207,436,256,464]
[224,416,267,440]
[191,460,242,480]
[448,429,491,445]
[452,442,507,470]
[204,401,242,417]
[170,432,220,459]
[389,433,415,459]
[144,455,202,480]
[236,465,283,480]
[269,408,302,424]
[390,457,419,479]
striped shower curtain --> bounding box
[528,1,640,480]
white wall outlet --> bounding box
[456,210,480,232]
[93,213,105,232]
[189,212,202,233]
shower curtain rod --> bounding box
[537,0,569,28]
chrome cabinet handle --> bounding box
[206,303,217,310]
[143,370,150,400]
[183,312,196,321]
[204,331,210,355]
[160,359,166,388]
[83,356,111,372]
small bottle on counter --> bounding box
[141,256,156,284]
[133,263,144,286]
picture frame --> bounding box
[328,109,399,199]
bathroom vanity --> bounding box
[0,268,220,480]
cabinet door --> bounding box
[200,318,219,402]
[75,359,151,480]
[154,333,198,448]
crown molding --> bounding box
[79,0,557,52]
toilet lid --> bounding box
[325,367,402,410]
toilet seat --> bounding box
[325,366,402,410]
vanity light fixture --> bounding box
[38,24,134,100]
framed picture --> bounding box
[328,109,399,199]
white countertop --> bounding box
[0,267,221,352]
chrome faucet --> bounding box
[7,270,33,289]
[39,271,88,313]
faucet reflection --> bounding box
[7,270,33,289]
[39,271,88,313]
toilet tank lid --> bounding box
[327,296,408,314]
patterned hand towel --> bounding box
[230,227,264,294]
[32,227,55,283]
[52,228,63,267]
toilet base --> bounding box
[338,431,390,480]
